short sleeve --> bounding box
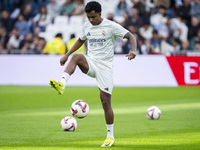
[111,21,129,38]
[79,26,87,41]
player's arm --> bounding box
[124,32,137,60]
[60,38,86,66]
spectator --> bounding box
[160,39,174,54]
[181,40,189,51]
[121,38,130,54]
[139,21,153,41]
[19,33,33,54]
[122,32,147,54]
[131,0,148,21]
[34,37,46,54]
[124,7,144,30]
[149,30,162,54]
[0,27,9,53]
[172,38,181,52]
[43,33,66,55]
[15,14,30,38]
[176,0,191,26]
[33,27,41,37]
[150,5,167,33]
[120,11,130,27]
[30,36,39,53]
[190,28,200,50]
[107,13,114,21]
[170,15,188,42]
[137,36,148,54]
[32,5,51,32]
[114,0,131,17]
[188,16,200,40]
[194,38,200,51]
[165,0,176,18]
[191,0,200,23]
[47,0,61,21]
[22,4,33,21]
[59,0,74,16]
[0,10,14,34]
[175,0,183,8]
[6,27,23,54]
[159,14,172,40]
[145,0,156,12]
[71,0,85,16]
[66,33,86,54]
[29,0,42,18]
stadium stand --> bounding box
[0,0,200,55]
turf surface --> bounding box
[0,86,200,150]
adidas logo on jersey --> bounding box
[87,32,91,36]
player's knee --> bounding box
[101,96,111,110]
[100,91,111,111]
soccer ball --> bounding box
[61,116,77,131]
[147,106,161,120]
[70,100,89,118]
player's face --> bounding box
[86,10,102,25]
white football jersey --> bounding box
[80,18,129,69]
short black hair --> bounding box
[152,30,158,34]
[70,33,76,39]
[55,33,62,38]
[85,1,102,13]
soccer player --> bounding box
[50,1,137,147]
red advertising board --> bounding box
[166,56,200,85]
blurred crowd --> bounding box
[1,0,200,55]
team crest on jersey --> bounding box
[102,30,106,36]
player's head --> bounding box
[85,1,102,25]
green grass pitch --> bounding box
[0,86,200,150]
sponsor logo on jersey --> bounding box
[89,38,106,42]
[89,38,106,47]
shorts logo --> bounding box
[104,87,109,91]
[87,32,91,36]
[102,30,106,36]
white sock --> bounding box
[60,72,70,87]
[106,124,114,139]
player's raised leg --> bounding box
[50,54,89,94]
[100,90,115,147]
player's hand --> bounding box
[126,51,136,60]
[60,55,68,66]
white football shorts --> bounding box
[84,56,113,95]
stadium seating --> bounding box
[54,16,69,26]
[38,0,130,43]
